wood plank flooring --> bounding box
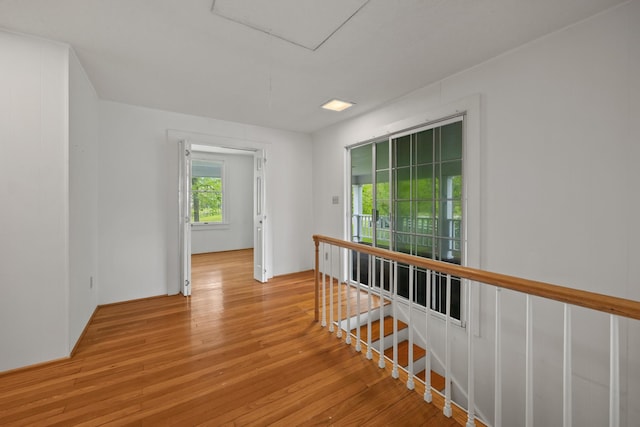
[0,249,460,426]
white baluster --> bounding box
[525,295,533,427]
[494,288,502,427]
[366,254,373,360]
[424,269,432,403]
[392,262,399,379]
[379,258,386,369]
[407,265,415,390]
[345,248,351,344]
[444,274,452,417]
[465,280,476,427]
[337,247,342,338]
[329,245,334,333]
[609,315,620,427]
[356,251,362,352]
[563,304,572,427]
[321,242,326,328]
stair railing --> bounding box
[313,234,640,427]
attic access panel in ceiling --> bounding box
[211,0,369,51]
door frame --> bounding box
[253,149,267,282]
[169,129,272,296]
[178,139,192,295]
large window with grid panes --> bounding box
[350,116,464,319]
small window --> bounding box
[191,158,225,224]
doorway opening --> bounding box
[179,140,268,296]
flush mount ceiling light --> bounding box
[321,99,355,112]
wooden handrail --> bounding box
[313,234,640,321]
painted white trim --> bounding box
[178,139,192,297]
[190,154,228,225]
[389,114,464,140]
[344,94,482,330]
[167,128,273,149]
[191,223,230,229]
[167,129,274,291]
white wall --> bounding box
[98,101,313,304]
[68,49,99,351]
[312,2,640,426]
[0,31,70,371]
[191,152,253,254]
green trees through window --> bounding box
[350,117,464,320]
[191,177,223,223]
[191,158,224,223]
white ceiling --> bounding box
[0,0,625,133]
[211,0,370,51]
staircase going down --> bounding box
[342,314,446,395]
[314,234,640,427]
[328,284,486,427]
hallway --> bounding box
[0,249,459,425]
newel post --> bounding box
[314,236,320,322]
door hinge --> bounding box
[185,279,190,286]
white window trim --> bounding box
[344,94,481,334]
[190,152,228,226]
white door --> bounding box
[254,150,267,282]
[178,140,192,296]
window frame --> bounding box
[348,115,465,322]
[190,153,228,227]
[391,117,465,321]
[346,94,481,330]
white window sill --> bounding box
[191,222,230,230]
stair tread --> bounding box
[339,310,474,424]
[332,284,384,317]
[348,315,445,394]
[353,316,407,343]
[416,369,446,392]
[384,340,426,366]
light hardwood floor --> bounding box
[0,249,459,426]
